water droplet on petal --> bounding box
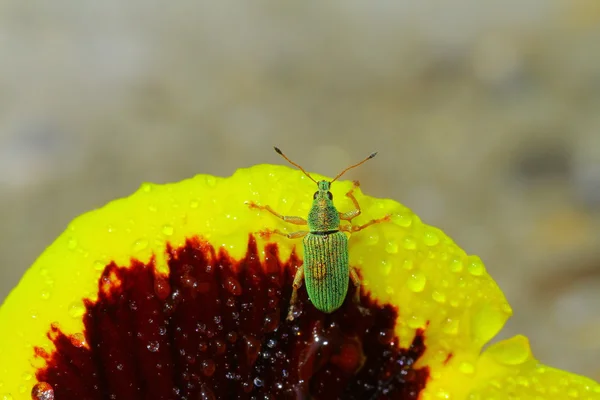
[380,260,392,276]
[442,318,460,335]
[162,225,174,236]
[93,260,106,271]
[201,359,216,377]
[31,382,54,400]
[68,302,85,318]
[403,236,417,250]
[395,212,413,227]
[450,258,463,272]
[385,240,398,254]
[366,233,379,245]
[432,290,446,303]
[147,341,160,352]
[132,239,148,252]
[70,333,86,348]
[67,238,77,250]
[407,272,426,292]
[423,230,439,246]
[468,256,485,276]
[459,362,474,374]
[225,277,242,296]
[407,314,426,329]
[253,377,264,387]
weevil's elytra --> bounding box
[248,147,391,321]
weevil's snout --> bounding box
[317,180,331,191]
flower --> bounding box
[0,164,598,399]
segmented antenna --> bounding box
[331,152,377,183]
[274,147,318,184]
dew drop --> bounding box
[67,238,77,250]
[201,359,216,377]
[395,212,413,227]
[380,260,392,276]
[378,329,394,345]
[227,332,237,343]
[147,341,160,353]
[442,318,460,335]
[70,333,86,348]
[403,236,417,250]
[225,277,242,296]
[162,225,174,236]
[31,382,54,400]
[431,290,446,303]
[93,260,106,271]
[407,314,426,329]
[402,259,414,270]
[468,256,485,276]
[450,258,463,272]
[253,377,264,387]
[459,362,474,374]
[407,272,426,292]
[245,336,262,366]
[205,176,217,187]
[154,276,171,300]
[190,199,199,208]
[199,384,216,400]
[385,240,399,254]
[140,182,153,192]
[0,393,14,400]
[366,232,379,245]
[132,239,148,252]
[68,302,85,318]
[40,290,50,300]
[212,339,226,355]
[263,311,280,333]
[423,230,440,246]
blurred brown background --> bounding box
[0,1,599,380]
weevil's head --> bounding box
[313,180,334,207]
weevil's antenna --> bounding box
[274,146,318,184]
[331,152,377,183]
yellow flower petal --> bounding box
[0,163,597,399]
[468,335,600,399]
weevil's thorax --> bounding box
[307,180,340,232]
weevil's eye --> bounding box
[327,192,333,200]
[313,192,318,199]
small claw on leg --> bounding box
[286,305,302,321]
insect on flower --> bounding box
[247,147,391,320]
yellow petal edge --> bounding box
[0,164,598,399]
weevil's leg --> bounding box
[340,214,392,233]
[247,201,308,225]
[349,266,362,304]
[350,266,371,316]
[258,229,308,240]
[287,266,305,321]
[339,180,362,221]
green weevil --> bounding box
[247,147,390,321]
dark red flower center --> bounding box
[33,236,429,399]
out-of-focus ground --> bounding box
[1,1,599,380]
